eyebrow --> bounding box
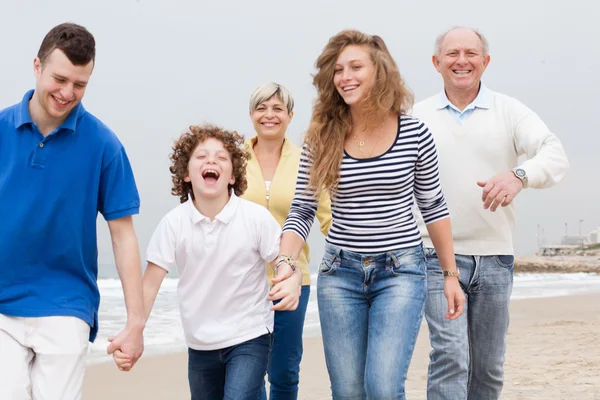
[335,59,364,66]
[446,48,480,52]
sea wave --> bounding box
[89,272,600,364]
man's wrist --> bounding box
[512,167,528,188]
[126,317,146,331]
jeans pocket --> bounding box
[389,248,427,279]
[494,255,515,268]
[318,252,340,276]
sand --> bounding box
[83,293,600,399]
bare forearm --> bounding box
[425,218,457,271]
[142,263,167,321]
[110,220,145,328]
[279,231,306,259]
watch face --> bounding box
[515,168,526,178]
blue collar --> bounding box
[436,83,491,111]
[15,89,86,134]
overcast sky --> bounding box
[1,0,597,265]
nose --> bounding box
[457,52,468,64]
[60,83,74,100]
[342,67,352,81]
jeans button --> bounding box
[364,258,370,266]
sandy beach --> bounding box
[83,293,600,399]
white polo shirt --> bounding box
[146,193,281,351]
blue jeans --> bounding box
[317,243,427,400]
[188,334,271,400]
[424,249,514,400]
[260,285,310,400]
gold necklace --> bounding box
[353,121,385,158]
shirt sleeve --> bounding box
[146,214,177,273]
[257,208,282,263]
[510,101,569,188]
[98,146,140,221]
[281,144,319,241]
[413,121,450,224]
[315,188,333,237]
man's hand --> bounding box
[443,277,465,320]
[106,322,144,371]
[477,171,524,211]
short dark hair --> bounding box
[38,23,95,66]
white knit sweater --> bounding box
[412,88,569,255]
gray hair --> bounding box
[434,26,489,58]
[249,82,294,114]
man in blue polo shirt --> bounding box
[0,23,145,399]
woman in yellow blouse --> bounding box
[243,82,331,400]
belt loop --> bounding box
[387,251,400,268]
[330,246,341,264]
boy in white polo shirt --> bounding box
[114,124,302,399]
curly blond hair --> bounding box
[306,30,413,193]
[170,124,250,203]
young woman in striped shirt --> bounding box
[269,30,465,399]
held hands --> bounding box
[106,322,144,372]
[444,277,465,320]
[269,261,302,311]
[477,171,523,212]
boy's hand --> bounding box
[268,274,301,311]
[108,338,133,371]
[106,322,144,365]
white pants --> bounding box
[0,314,90,400]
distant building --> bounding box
[588,227,600,244]
[538,226,600,256]
[561,235,587,246]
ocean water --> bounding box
[90,265,600,365]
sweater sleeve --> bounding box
[510,101,569,188]
[315,188,333,236]
[282,144,319,241]
[413,121,450,224]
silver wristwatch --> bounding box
[512,167,528,188]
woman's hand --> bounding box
[444,277,465,320]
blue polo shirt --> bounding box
[0,90,140,342]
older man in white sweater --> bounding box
[412,27,569,400]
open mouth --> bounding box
[453,70,472,75]
[51,95,72,108]
[202,169,220,184]
[261,122,278,128]
[342,85,359,93]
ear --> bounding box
[288,111,294,121]
[483,54,491,69]
[229,175,235,185]
[184,175,191,183]
[432,55,441,72]
[33,57,42,78]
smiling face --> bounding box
[32,49,93,126]
[250,95,293,140]
[333,44,376,108]
[185,138,235,200]
[433,28,490,94]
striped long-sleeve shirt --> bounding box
[282,115,449,253]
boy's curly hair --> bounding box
[170,124,250,203]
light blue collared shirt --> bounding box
[437,83,491,125]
